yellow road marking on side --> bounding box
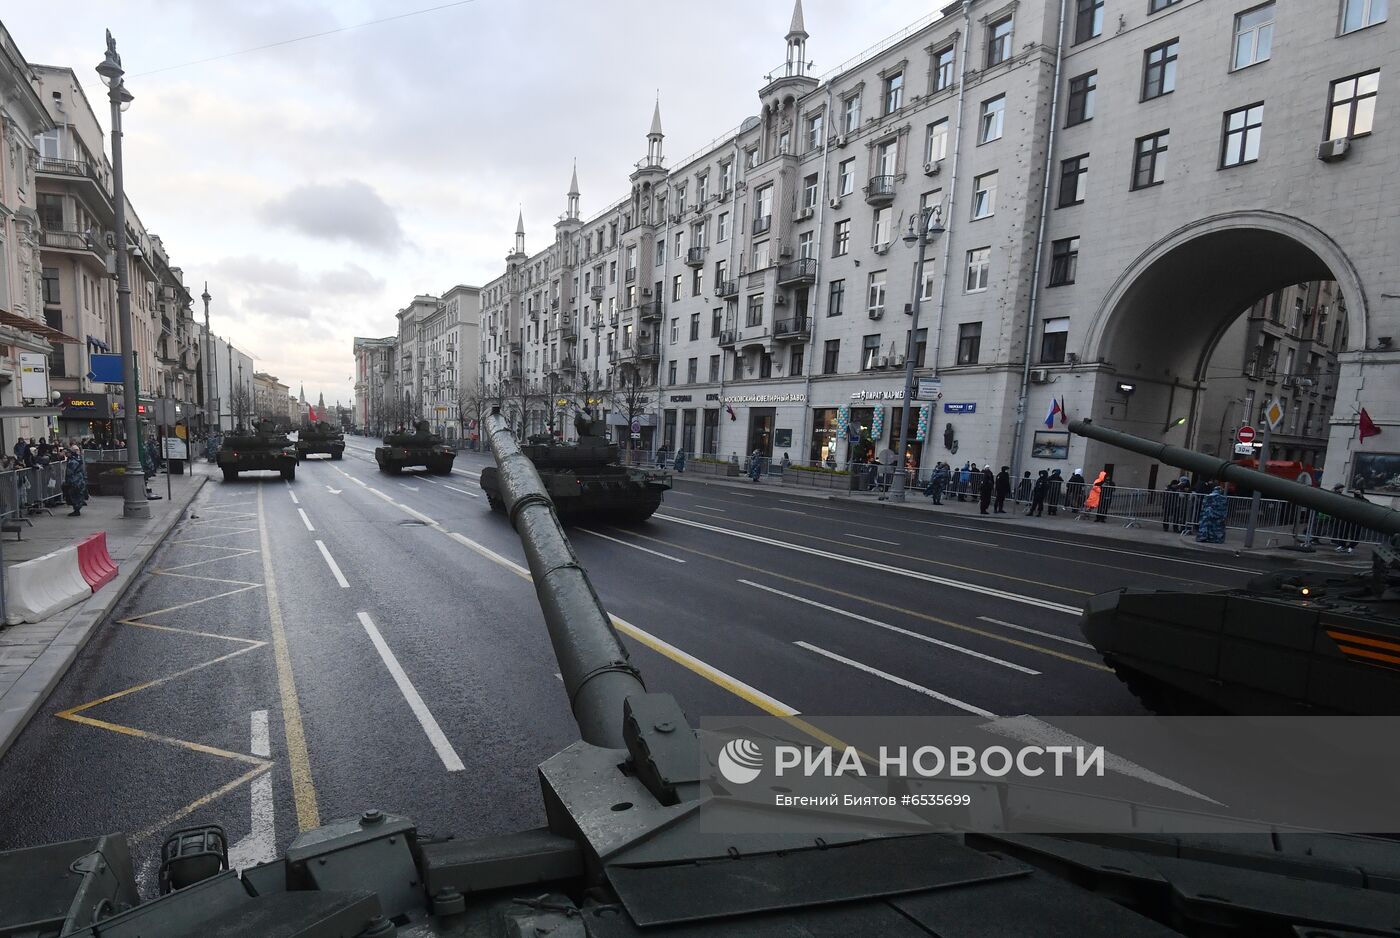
[57,642,266,714]
[258,485,321,830]
[170,529,259,544]
[621,527,1112,672]
[662,505,1091,596]
[157,549,260,572]
[132,763,273,846]
[123,584,263,619]
[124,619,267,644]
[151,569,263,587]
[58,712,270,766]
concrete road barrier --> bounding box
[5,545,91,624]
[76,532,118,590]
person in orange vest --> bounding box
[1082,469,1110,521]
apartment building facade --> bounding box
[479,0,1396,494]
[353,335,399,434]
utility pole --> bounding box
[97,32,148,519]
[201,283,214,439]
[888,206,945,502]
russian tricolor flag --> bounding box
[1044,398,1062,429]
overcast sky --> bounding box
[11,0,935,407]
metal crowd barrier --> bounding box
[83,448,128,463]
[0,463,68,522]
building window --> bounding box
[692,268,703,296]
[862,334,882,370]
[875,139,897,177]
[1327,70,1379,139]
[1150,0,1181,11]
[790,345,805,377]
[1233,4,1274,70]
[697,173,709,204]
[746,147,759,168]
[752,240,770,270]
[798,231,814,259]
[687,358,698,383]
[1040,317,1070,363]
[957,323,982,365]
[1075,0,1104,43]
[709,354,720,381]
[803,173,819,208]
[829,279,845,317]
[1058,154,1088,205]
[715,259,727,290]
[979,95,1005,143]
[42,267,60,304]
[932,44,957,92]
[867,271,886,317]
[718,212,730,241]
[926,119,949,163]
[1066,71,1096,125]
[806,112,824,152]
[712,308,722,337]
[838,158,855,195]
[987,15,1014,67]
[834,219,851,256]
[1142,39,1179,100]
[1048,237,1079,286]
[672,275,683,302]
[884,71,904,114]
[1221,103,1264,167]
[843,93,862,133]
[873,206,892,246]
[667,361,677,384]
[755,184,773,231]
[823,339,840,374]
[746,294,764,327]
[909,327,928,367]
[690,312,700,341]
[1341,0,1388,33]
[971,171,997,219]
[965,248,991,293]
[1132,131,1169,189]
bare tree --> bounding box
[456,376,491,448]
[608,351,655,465]
[229,384,253,429]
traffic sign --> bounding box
[1236,425,1256,444]
[630,418,641,433]
[1263,400,1285,431]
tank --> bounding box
[478,409,671,523]
[374,420,455,475]
[4,407,1400,936]
[215,419,297,482]
[295,420,345,460]
[1069,418,1400,715]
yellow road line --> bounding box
[58,712,269,766]
[125,584,263,618]
[151,569,263,587]
[619,527,1111,672]
[58,642,266,714]
[258,485,320,830]
[157,549,260,572]
[170,528,259,544]
[132,763,272,845]
[123,619,267,644]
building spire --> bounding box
[566,161,581,220]
[784,0,809,77]
[646,97,664,166]
[788,0,807,39]
[568,160,580,196]
[513,207,526,255]
[649,97,663,137]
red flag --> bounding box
[1058,396,1068,425]
[1359,408,1381,442]
[308,405,319,422]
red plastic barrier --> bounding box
[76,531,118,592]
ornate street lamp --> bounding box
[888,204,946,502]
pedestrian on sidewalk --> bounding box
[673,448,687,473]
[979,465,994,515]
[1195,484,1228,543]
[924,462,949,504]
[748,448,764,482]
[1096,470,1115,522]
[62,446,88,517]
[1045,468,1063,515]
[994,466,1011,513]
[656,445,669,469]
[1015,470,1032,505]
[1066,468,1085,511]
[1028,469,1049,516]
[957,462,971,501]
[1082,469,1107,520]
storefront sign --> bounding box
[19,353,48,400]
[61,393,111,416]
[669,394,693,403]
[944,402,976,414]
[916,378,942,401]
[705,393,721,401]
[722,393,806,404]
[850,389,907,401]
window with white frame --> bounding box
[873,207,892,246]
[799,231,814,259]
[807,112,824,152]
[932,45,956,92]
[883,71,904,114]
[987,15,1014,67]
[972,171,997,219]
[803,173,819,208]
[979,95,1005,143]
[876,139,897,177]
[1341,0,1387,33]
[752,240,770,270]
[843,93,862,133]
[926,119,949,163]
[718,211,731,241]
[867,271,886,317]
[965,248,991,293]
[838,158,855,195]
[1232,4,1274,70]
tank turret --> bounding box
[375,421,454,475]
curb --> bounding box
[0,474,209,761]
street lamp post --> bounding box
[889,205,946,502]
[201,283,215,439]
[97,32,148,519]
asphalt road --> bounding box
[0,435,1288,890]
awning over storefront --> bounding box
[0,311,79,344]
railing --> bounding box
[717,279,739,298]
[38,229,98,253]
[589,285,605,301]
[551,296,559,309]
[37,157,92,178]
[753,215,773,235]
[865,175,896,204]
[639,299,663,321]
[625,266,637,283]
[685,246,708,267]
[719,329,738,347]
[773,316,811,339]
[777,258,818,284]
[0,463,69,520]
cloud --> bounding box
[258,180,406,251]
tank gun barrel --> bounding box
[1068,419,1400,536]
[486,409,647,749]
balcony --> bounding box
[685,246,708,268]
[609,313,619,327]
[611,339,661,364]
[777,257,818,286]
[560,356,578,373]
[589,284,605,301]
[719,329,738,348]
[37,157,92,179]
[639,299,663,322]
[865,175,896,206]
[717,279,739,298]
[509,365,522,379]
[774,315,811,340]
[753,214,773,235]
[624,266,637,283]
[38,229,102,257]
[510,340,522,354]
[551,296,559,309]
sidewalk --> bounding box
[0,463,209,759]
[669,471,1363,566]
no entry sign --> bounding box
[1237,425,1256,444]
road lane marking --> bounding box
[400,484,420,492]
[228,710,277,870]
[693,504,727,513]
[795,641,997,718]
[258,486,321,830]
[419,477,439,484]
[741,580,1038,675]
[443,484,480,497]
[941,535,997,548]
[621,527,1109,671]
[288,490,300,505]
[656,513,1082,615]
[780,499,818,507]
[297,508,314,531]
[315,540,350,588]
[977,616,1095,650]
[357,612,465,772]
[397,503,436,524]
[327,486,342,494]
[577,527,686,563]
[847,533,899,545]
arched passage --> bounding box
[1076,212,1368,487]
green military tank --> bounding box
[374,420,455,475]
[295,420,345,460]
[215,419,297,482]
[1070,418,1400,715]
[478,408,671,523]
